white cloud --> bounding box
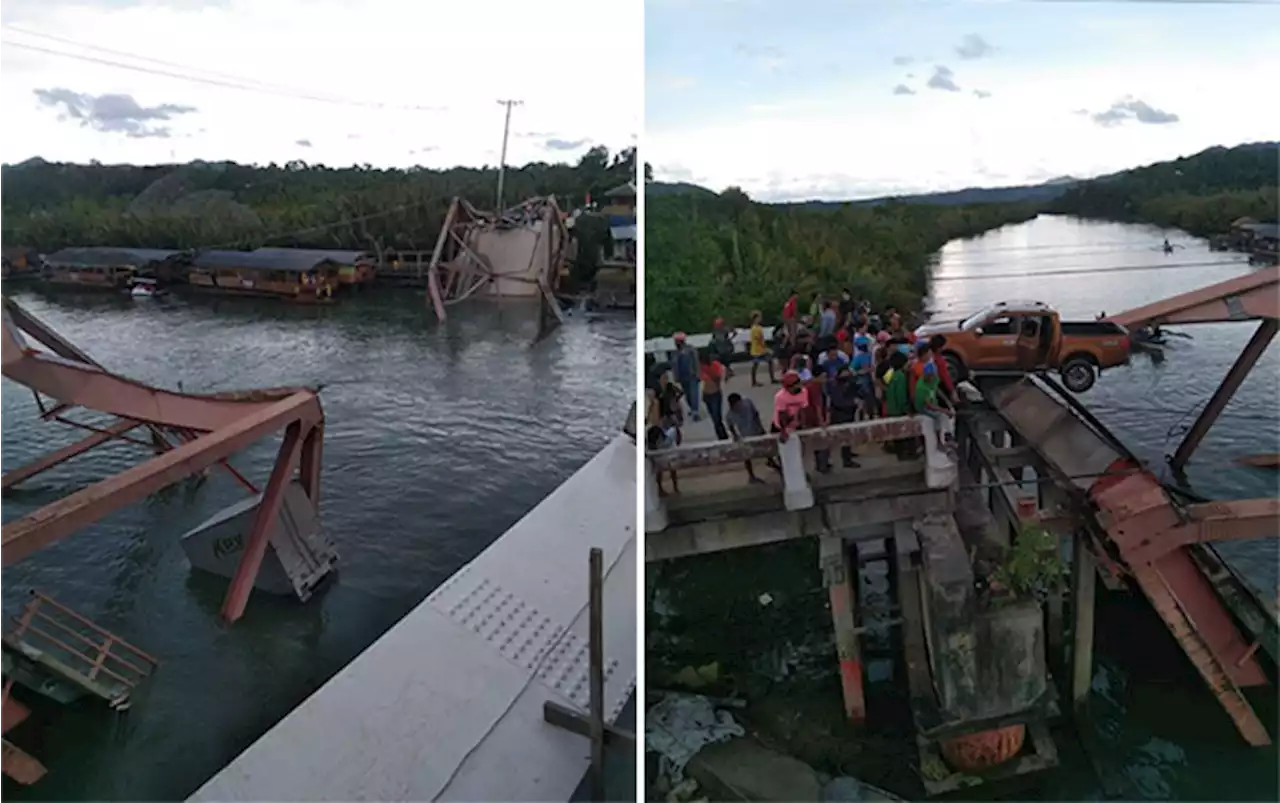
[1,0,638,167]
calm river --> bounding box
[929,214,1278,800]
[0,289,634,800]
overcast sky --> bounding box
[1,0,639,169]
[646,0,1280,202]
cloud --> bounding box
[664,75,696,90]
[33,88,197,138]
[295,138,312,147]
[544,137,589,151]
[893,84,916,96]
[892,55,914,66]
[956,34,994,60]
[926,66,961,92]
[1088,98,1180,127]
[973,89,992,99]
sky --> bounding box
[646,0,1280,202]
[0,0,640,170]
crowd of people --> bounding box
[645,288,960,493]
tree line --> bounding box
[1,147,638,260]
[645,188,1039,335]
[1048,142,1279,237]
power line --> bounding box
[1,38,447,113]
[648,257,1254,294]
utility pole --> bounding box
[495,99,523,212]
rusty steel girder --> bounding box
[0,297,325,622]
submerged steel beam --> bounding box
[1,419,141,490]
[220,421,305,622]
[1170,319,1278,472]
[2,393,321,567]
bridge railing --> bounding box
[645,415,957,532]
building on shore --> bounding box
[41,247,185,290]
[593,181,637,309]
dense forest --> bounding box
[0,147,639,262]
[1049,141,1279,236]
[645,189,1039,336]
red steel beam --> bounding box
[220,421,305,622]
[1171,319,1278,471]
[1105,264,1278,329]
[2,419,142,491]
[1127,498,1280,566]
[1,393,322,567]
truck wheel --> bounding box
[943,353,967,382]
[1061,357,1096,393]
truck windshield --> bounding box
[960,309,991,331]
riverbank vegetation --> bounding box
[1049,141,1279,237]
[645,188,1039,335]
[0,148,639,259]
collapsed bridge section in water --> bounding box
[0,296,336,623]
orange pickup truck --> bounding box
[915,300,1131,393]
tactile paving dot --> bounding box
[434,575,564,670]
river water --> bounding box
[0,289,634,800]
[936,215,1279,800]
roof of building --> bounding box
[193,250,342,272]
[1241,222,1279,239]
[1231,216,1259,228]
[44,247,183,267]
[252,248,373,265]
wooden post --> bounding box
[588,548,605,802]
[821,535,865,722]
[1070,532,1097,709]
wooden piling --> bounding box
[588,547,605,802]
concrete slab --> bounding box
[687,736,823,802]
[190,435,637,802]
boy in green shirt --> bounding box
[914,361,955,454]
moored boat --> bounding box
[42,247,183,291]
[188,250,340,303]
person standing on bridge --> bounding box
[672,332,701,422]
[726,392,769,484]
[748,311,776,386]
[828,365,862,469]
[699,352,730,441]
[711,317,737,379]
[782,290,799,340]
[818,300,838,339]
[914,361,955,455]
[772,370,809,441]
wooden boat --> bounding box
[41,248,182,291]
[251,248,376,291]
[189,250,340,303]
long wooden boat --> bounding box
[251,248,376,291]
[189,251,340,303]
[41,247,183,291]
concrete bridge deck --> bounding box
[191,434,637,802]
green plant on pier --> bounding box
[987,524,1067,606]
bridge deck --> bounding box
[666,372,906,498]
[190,435,637,802]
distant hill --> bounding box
[647,177,1079,208]
[1048,140,1279,236]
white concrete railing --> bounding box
[645,415,957,533]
